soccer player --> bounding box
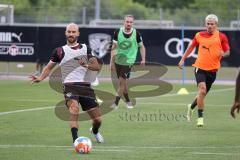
[230,70,240,118]
[110,15,146,109]
[29,23,104,143]
[178,14,230,127]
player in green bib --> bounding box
[110,15,146,109]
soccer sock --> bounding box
[92,121,101,134]
[71,127,78,142]
[123,93,130,102]
[198,109,204,118]
[191,99,197,110]
[114,96,121,105]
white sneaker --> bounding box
[126,102,134,109]
[110,103,118,109]
[90,127,104,143]
[197,117,204,127]
[96,97,103,104]
[187,104,194,122]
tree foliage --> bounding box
[0,0,239,26]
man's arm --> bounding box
[79,56,102,72]
[234,70,240,103]
[110,42,117,67]
[220,33,230,57]
[230,70,240,118]
[139,42,146,65]
[178,43,196,69]
[220,50,230,57]
[29,61,56,83]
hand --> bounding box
[178,59,184,69]
[230,102,240,118]
[29,75,42,84]
[78,59,87,66]
[140,60,145,66]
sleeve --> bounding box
[220,33,230,52]
[191,34,199,47]
[50,47,63,63]
[112,29,119,43]
[136,31,143,44]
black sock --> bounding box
[92,122,101,134]
[191,99,197,109]
[123,93,130,102]
[198,109,203,118]
[71,127,78,143]
[115,96,121,105]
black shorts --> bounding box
[194,68,217,92]
[115,63,132,79]
[63,83,98,111]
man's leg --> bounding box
[114,77,125,106]
[187,83,213,121]
[196,82,207,127]
[189,83,212,110]
[122,79,133,108]
[67,99,79,143]
[87,107,104,143]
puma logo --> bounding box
[11,32,23,42]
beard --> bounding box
[67,36,77,44]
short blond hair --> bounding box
[205,14,218,23]
[124,15,134,20]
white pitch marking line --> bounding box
[0,106,54,116]
[0,144,240,150]
[0,144,129,152]
[138,87,234,99]
[191,152,239,156]
[138,102,228,107]
[0,87,234,116]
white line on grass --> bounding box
[151,87,234,98]
[138,102,228,107]
[0,87,234,116]
[0,99,58,102]
[1,144,240,150]
[191,152,239,156]
[0,106,54,116]
[0,144,129,152]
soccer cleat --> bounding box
[197,117,204,127]
[187,104,194,122]
[90,127,104,143]
[110,103,118,109]
[96,97,103,104]
[126,102,134,109]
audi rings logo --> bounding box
[164,38,197,58]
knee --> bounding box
[93,117,102,124]
[68,104,79,115]
[199,85,207,96]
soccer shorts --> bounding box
[115,63,132,79]
[194,68,217,92]
[63,82,98,111]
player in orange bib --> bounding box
[178,14,230,127]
